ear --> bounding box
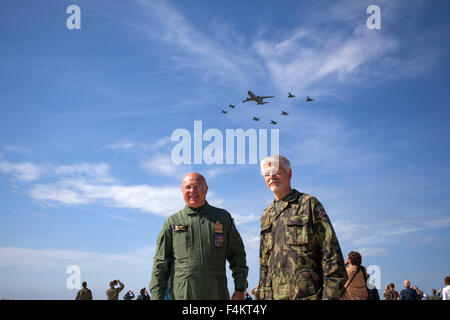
[288,169,292,179]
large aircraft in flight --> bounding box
[242,91,274,105]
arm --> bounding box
[226,214,249,297]
[311,198,348,300]
[258,212,272,300]
[149,220,172,300]
[117,280,125,292]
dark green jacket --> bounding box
[150,202,248,300]
[259,189,347,300]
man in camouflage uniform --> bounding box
[258,155,347,300]
[150,172,248,300]
[106,279,124,300]
[75,281,93,300]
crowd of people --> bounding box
[74,272,450,300]
[74,155,448,301]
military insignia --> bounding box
[264,217,271,227]
[322,211,327,217]
[213,221,223,234]
[174,225,188,232]
[215,233,224,247]
[214,221,224,247]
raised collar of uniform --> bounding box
[266,189,301,217]
[183,201,210,216]
[273,188,300,206]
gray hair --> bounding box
[260,155,291,175]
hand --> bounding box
[231,291,245,300]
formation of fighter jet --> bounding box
[220,90,315,124]
[242,91,274,105]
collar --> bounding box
[183,201,210,216]
[267,189,301,218]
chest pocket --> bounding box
[172,225,191,259]
[260,220,273,255]
[285,215,310,245]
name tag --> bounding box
[175,225,188,232]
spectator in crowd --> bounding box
[250,286,260,300]
[428,289,442,300]
[106,279,125,300]
[383,283,399,300]
[399,280,419,300]
[75,281,93,300]
[340,251,369,300]
[137,288,151,300]
[123,290,135,300]
[443,276,450,300]
[412,285,424,299]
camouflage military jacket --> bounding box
[150,202,248,300]
[106,281,124,300]
[75,287,92,300]
[258,189,347,300]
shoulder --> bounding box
[165,210,185,225]
[208,205,234,223]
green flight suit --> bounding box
[258,189,347,300]
[150,202,248,300]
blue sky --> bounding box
[0,0,449,299]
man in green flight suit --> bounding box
[150,172,248,300]
[258,155,347,300]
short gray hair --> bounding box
[260,155,291,175]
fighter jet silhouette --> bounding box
[221,110,228,114]
[306,96,314,102]
[270,120,278,125]
[242,91,274,105]
[288,92,295,98]
[252,116,260,121]
[281,111,288,116]
[228,104,235,109]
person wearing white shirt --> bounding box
[442,276,450,300]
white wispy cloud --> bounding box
[140,154,191,180]
[106,140,137,151]
[333,214,450,247]
[0,246,153,271]
[0,161,42,182]
[54,162,116,183]
[30,180,185,216]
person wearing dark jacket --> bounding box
[137,288,151,300]
[399,280,419,300]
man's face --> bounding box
[262,161,292,194]
[182,174,208,208]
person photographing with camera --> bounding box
[106,279,125,300]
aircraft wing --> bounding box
[261,96,274,99]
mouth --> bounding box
[269,179,280,186]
